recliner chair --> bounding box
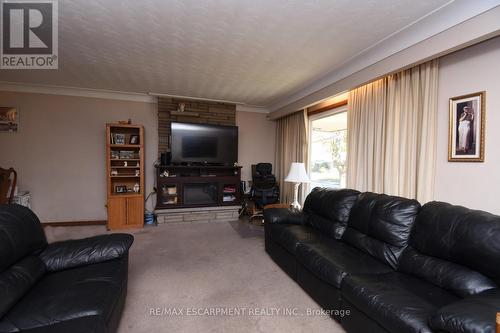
[250,163,280,220]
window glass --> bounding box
[309,111,347,189]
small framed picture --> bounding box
[129,135,139,144]
[0,106,19,132]
[114,133,126,145]
[115,185,127,193]
[448,91,485,162]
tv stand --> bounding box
[155,165,242,210]
[173,162,233,167]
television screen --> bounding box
[171,122,238,165]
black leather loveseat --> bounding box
[0,204,134,333]
[265,187,500,333]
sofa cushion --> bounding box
[2,258,127,331]
[342,192,420,269]
[0,204,47,272]
[399,201,500,296]
[303,188,359,239]
[295,239,392,288]
[399,248,496,298]
[429,289,500,333]
[269,224,313,254]
[0,256,46,318]
[342,272,459,333]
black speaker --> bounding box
[161,152,171,166]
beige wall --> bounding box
[0,91,158,222]
[0,91,276,222]
[236,111,276,181]
[435,37,500,214]
[7,37,498,220]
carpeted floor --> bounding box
[44,220,345,333]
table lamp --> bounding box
[285,162,310,210]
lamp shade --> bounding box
[285,162,310,183]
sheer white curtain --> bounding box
[347,60,438,203]
[275,110,308,204]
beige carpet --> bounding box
[44,221,345,333]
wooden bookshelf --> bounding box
[106,123,144,230]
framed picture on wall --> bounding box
[448,91,485,162]
[0,106,19,133]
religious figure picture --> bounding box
[448,92,485,162]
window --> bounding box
[308,109,347,189]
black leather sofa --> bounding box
[265,187,500,333]
[0,204,134,333]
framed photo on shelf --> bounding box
[115,185,128,193]
[0,106,19,133]
[448,91,485,162]
[113,133,126,145]
[129,135,139,144]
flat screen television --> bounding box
[171,122,238,165]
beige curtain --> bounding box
[275,110,308,204]
[347,60,438,203]
[346,78,387,193]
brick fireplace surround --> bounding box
[155,97,240,223]
[157,97,236,155]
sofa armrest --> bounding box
[429,288,500,333]
[39,234,134,272]
[264,208,306,225]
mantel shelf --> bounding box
[157,165,242,169]
[170,111,199,117]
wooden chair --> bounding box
[0,167,17,204]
